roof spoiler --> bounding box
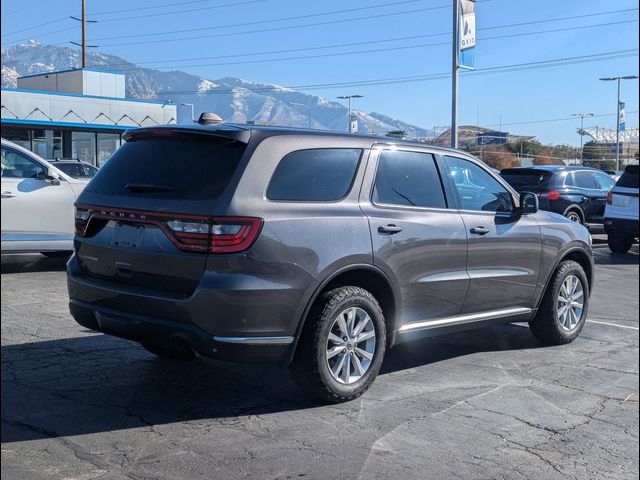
[122,125,251,144]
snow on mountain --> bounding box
[1,41,428,135]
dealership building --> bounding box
[1,68,177,166]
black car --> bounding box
[67,120,594,402]
[501,166,616,231]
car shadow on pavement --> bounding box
[1,323,543,444]
[1,254,69,274]
[592,245,639,266]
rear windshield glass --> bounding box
[500,170,553,188]
[85,135,245,201]
[267,148,361,201]
[617,165,639,189]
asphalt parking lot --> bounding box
[1,239,638,480]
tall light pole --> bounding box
[337,95,363,133]
[571,113,594,163]
[599,75,638,171]
[451,0,460,148]
[181,103,195,123]
[286,101,312,128]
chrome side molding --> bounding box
[397,307,533,333]
[213,336,295,345]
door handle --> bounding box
[470,226,490,235]
[1,191,16,198]
[378,224,403,234]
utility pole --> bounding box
[450,0,460,148]
[70,0,97,68]
[599,75,638,171]
[571,113,594,163]
[337,95,363,133]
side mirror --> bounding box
[46,167,61,186]
[520,192,539,215]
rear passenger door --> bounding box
[360,147,469,325]
[441,155,542,314]
[592,171,616,224]
[570,171,601,225]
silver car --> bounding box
[1,138,89,255]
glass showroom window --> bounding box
[32,129,62,159]
[1,127,30,150]
[72,131,97,165]
[97,133,121,167]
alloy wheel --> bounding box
[325,307,376,384]
[557,274,584,331]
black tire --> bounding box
[291,286,386,403]
[41,251,72,258]
[529,260,589,346]
[142,343,195,361]
[564,209,583,225]
[608,234,633,254]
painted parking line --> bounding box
[588,319,639,331]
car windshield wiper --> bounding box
[125,183,176,193]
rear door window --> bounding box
[572,171,598,189]
[85,134,246,204]
[267,148,361,201]
[372,150,446,208]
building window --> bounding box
[97,133,121,167]
[72,131,97,165]
[1,127,30,150]
[32,129,62,159]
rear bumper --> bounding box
[66,253,315,364]
[604,218,639,238]
[69,300,294,364]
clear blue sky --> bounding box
[2,0,639,145]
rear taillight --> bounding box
[74,205,262,253]
[606,191,614,205]
[75,207,92,236]
[209,218,263,253]
[539,191,561,201]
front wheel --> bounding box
[529,260,589,345]
[608,234,633,254]
[291,286,386,403]
[564,210,583,224]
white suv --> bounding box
[1,138,89,256]
[604,165,639,254]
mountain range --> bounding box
[1,40,435,137]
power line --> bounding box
[83,9,637,70]
[88,0,248,16]
[110,19,638,71]
[1,16,69,38]
[150,49,639,95]
[95,6,640,48]
[92,0,435,41]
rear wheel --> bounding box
[608,234,633,254]
[142,343,195,361]
[564,210,583,224]
[291,286,386,403]
[529,260,589,345]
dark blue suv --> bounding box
[501,166,616,231]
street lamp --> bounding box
[571,113,594,163]
[599,75,639,171]
[285,101,312,129]
[337,95,364,133]
[181,103,195,123]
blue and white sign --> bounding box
[459,0,476,70]
[619,101,626,131]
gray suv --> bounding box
[67,121,594,402]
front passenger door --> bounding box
[443,155,542,314]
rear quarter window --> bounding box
[266,148,362,201]
[617,165,639,189]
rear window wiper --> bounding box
[125,183,176,193]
